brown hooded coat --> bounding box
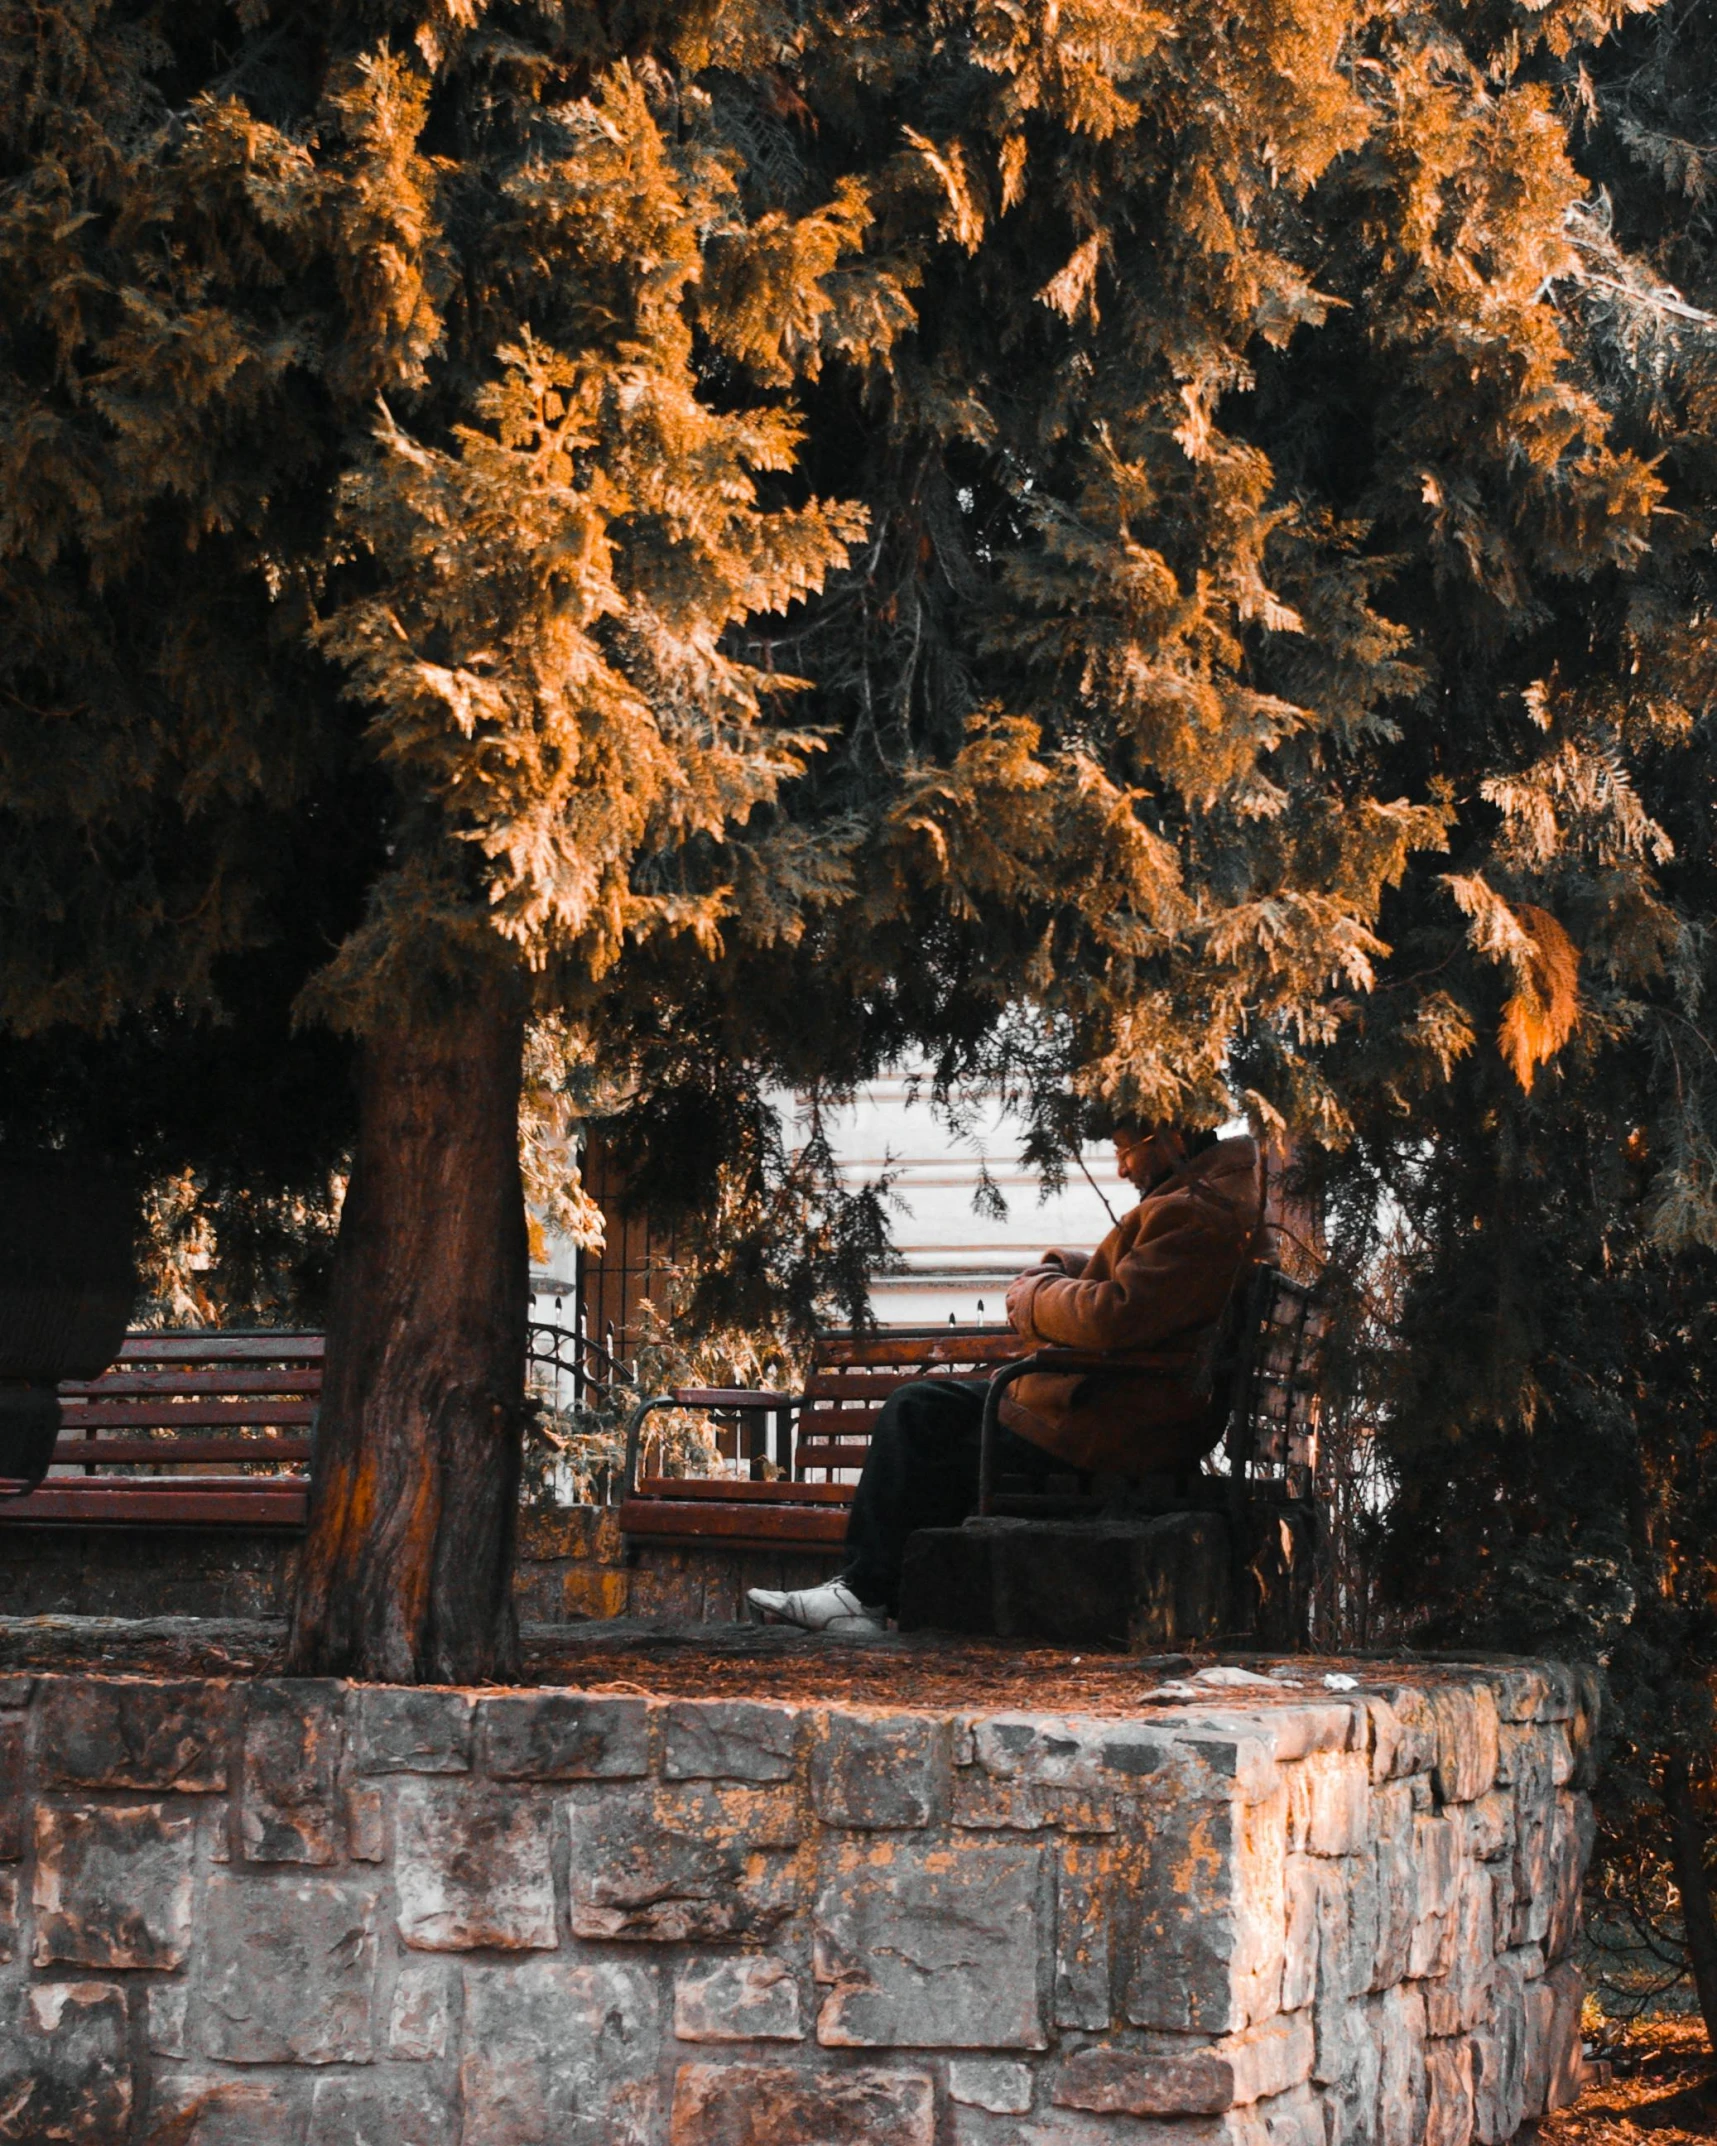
[999,1134,1263,1474]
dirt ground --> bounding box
[1544,2021,1716,2145]
[0,1611,1474,1713]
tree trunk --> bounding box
[289,990,528,1683]
[1663,1750,1717,2054]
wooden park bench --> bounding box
[0,1331,320,1526]
[617,1263,1327,1559]
[0,1320,613,1530]
[616,1326,1023,1554]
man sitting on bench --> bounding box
[748,1115,1262,1635]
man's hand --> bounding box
[1038,1248,1090,1279]
[1006,1266,1055,1336]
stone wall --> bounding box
[0,1657,1594,2143]
[0,1505,840,1625]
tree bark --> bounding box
[289,989,528,1683]
[1663,1750,1717,2054]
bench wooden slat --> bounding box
[14,1481,308,1526]
[58,1398,318,1431]
[801,1366,990,1402]
[795,1404,887,1438]
[669,1387,794,1410]
[635,1476,852,1505]
[791,1444,874,1473]
[814,1329,1022,1367]
[618,1498,848,1546]
[112,1333,325,1363]
[51,1438,312,1467]
[59,1368,322,1398]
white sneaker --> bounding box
[746,1578,888,1635]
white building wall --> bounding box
[791,1073,1130,1328]
[529,1070,1133,1335]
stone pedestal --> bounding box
[898,1511,1233,1648]
[0,1655,1597,2144]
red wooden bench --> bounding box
[0,1319,627,1529]
[617,1266,1327,1558]
[616,1326,1024,1554]
[0,1331,321,1526]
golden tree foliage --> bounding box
[0,0,1696,1236]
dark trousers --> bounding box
[841,1377,1060,1613]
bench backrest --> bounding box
[1224,1265,1326,1498]
[793,1327,1024,1479]
[796,1267,1328,1493]
[55,1331,324,1469]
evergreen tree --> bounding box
[0,0,1683,1681]
[1319,0,1717,2043]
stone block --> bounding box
[347,1783,387,1862]
[389,1962,457,2060]
[1463,1789,1514,1864]
[1126,1779,1285,2035]
[1374,1983,1427,2146]
[1423,2036,1475,2146]
[1288,1752,1371,1856]
[674,1955,804,2041]
[1318,2000,1384,2146]
[663,1701,798,1782]
[669,2062,935,2145]
[0,1869,14,1964]
[993,1513,1233,1649]
[0,1980,131,2144]
[1364,1686,1439,1781]
[459,1958,659,2146]
[480,1690,650,1779]
[1539,1959,1584,2114]
[1495,1721,1555,1796]
[517,1502,622,1563]
[1469,1946,1528,2145]
[395,1780,556,1951]
[954,2115,1214,2146]
[1428,1683,1500,1806]
[1408,1813,1461,1980]
[0,1716,23,1859]
[957,1711,1187,1833]
[140,2069,310,2146]
[950,2059,1034,2113]
[1315,1853,1380,2008]
[1055,2011,1314,2115]
[814,1834,1048,2048]
[0,1675,33,1706]
[200,1870,379,2063]
[1423,1864,1497,2038]
[354,1688,473,1774]
[897,1523,998,1634]
[1369,1788,1417,1992]
[629,1560,710,1622]
[148,1981,190,2057]
[567,1782,800,1943]
[560,1562,631,1618]
[1281,1856,1318,2012]
[1054,1838,1113,2028]
[1483,1662,1565,1724]
[1545,1791,1595,1961]
[38,1675,229,1792]
[242,1679,343,1865]
[811,1710,947,1828]
[33,1800,195,1969]
[307,2071,456,2146]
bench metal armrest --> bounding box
[621,1387,798,1500]
[977,1349,1194,1517]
